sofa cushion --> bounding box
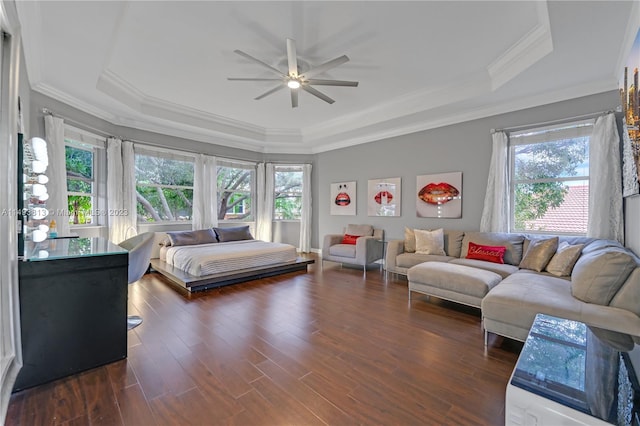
[414,228,446,255]
[408,262,502,299]
[460,232,525,265]
[449,258,519,279]
[346,224,374,237]
[214,225,253,242]
[545,242,585,277]
[167,229,218,246]
[444,230,465,258]
[571,249,637,305]
[396,253,455,269]
[404,227,416,253]
[519,237,558,272]
[329,244,356,258]
[609,268,640,317]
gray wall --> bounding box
[314,90,622,246]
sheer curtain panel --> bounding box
[44,115,70,237]
[588,113,624,243]
[107,139,137,244]
[193,154,218,230]
[256,163,274,241]
[480,131,509,232]
[299,164,312,252]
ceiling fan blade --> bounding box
[234,49,284,76]
[306,79,359,87]
[255,85,286,100]
[301,85,335,104]
[228,78,283,81]
[286,38,298,77]
[299,55,349,79]
[291,89,299,108]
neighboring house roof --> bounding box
[524,185,588,233]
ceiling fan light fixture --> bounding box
[287,79,301,89]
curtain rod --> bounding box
[490,108,620,134]
[41,107,311,165]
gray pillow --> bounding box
[214,225,254,242]
[519,237,558,272]
[167,229,218,246]
[571,249,637,305]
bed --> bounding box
[149,227,314,293]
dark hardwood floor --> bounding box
[6,255,522,425]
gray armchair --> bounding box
[322,224,384,276]
[118,232,155,330]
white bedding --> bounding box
[163,240,298,277]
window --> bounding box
[274,165,303,220]
[217,160,255,221]
[510,121,593,234]
[64,127,105,226]
[135,149,194,222]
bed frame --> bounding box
[150,257,315,293]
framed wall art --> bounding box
[367,177,401,216]
[330,181,356,215]
[621,27,640,197]
[416,172,462,218]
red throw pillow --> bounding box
[341,234,361,245]
[466,242,506,264]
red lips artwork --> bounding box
[335,192,351,206]
[374,190,393,204]
[418,182,460,205]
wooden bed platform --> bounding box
[150,257,315,293]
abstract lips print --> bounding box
[416,172,462,218]
[330,181,356,215]
[367,177,401,216]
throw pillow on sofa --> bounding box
[466,242,506,264]
[404,227,416,252]
[414,228,446,255]
[460,232,524,265]
[519,237,558,272]
[545,242,585,277]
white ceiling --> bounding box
[16,1,640,154]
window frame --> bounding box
[64,126,106,228]
[273,164,304,221]
[134,147,195,224]
[216,159,256,223]
[508,121,593,235]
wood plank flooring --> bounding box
[6,255,522,425]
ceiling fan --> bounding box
[228,38,358,108]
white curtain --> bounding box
[44,115,70,237]
[299,164,312,252]
[588,113,624,243]
[480,131,509,232]
[107,138,137,244]
[256,163,274,241]
[193,154,218,230]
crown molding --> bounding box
[487,1,553,90]
[33,82,118,123]
[307,78,618,154]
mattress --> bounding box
[163,240,298,277]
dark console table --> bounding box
[14,237,129,392]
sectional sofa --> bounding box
[385,230,640,343]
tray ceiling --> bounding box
[16,1,639,153]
